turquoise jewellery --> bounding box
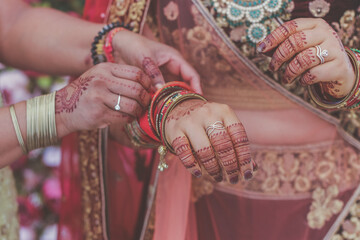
[211,0,291,44]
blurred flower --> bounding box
[42,147,61,168]
[20,226,36,240]
[40,224,58,240]
[18,196,42,226]
[23,169,42,192]
[42,178,62,214]
[0,69,31,105]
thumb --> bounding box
[142,57,165,88]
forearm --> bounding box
[0,101,70,168]
[0,0,102,76]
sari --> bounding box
[59,0,360,239]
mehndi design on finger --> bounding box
[172,136,201,177]
[142,57,161,81]
[196,146,222,182]
[260,21,298,51]
[284,48,316,83]
[227,123,253,180]
[208,128,239,183]
[300,71,317,86]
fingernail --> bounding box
[269,62,275,72]
[257,42,266,52]
[155,83,164,90]
[244,170,253,181]
[214,175,223,182]
[230,175,239,184]
[194,170,202,178]
[252,161,259,171]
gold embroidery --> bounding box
[307,186,343,229]
[108,0,147,33]
[309,0,331,18]
[79,130,104,240]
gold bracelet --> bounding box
[308,48,360,109]
[9,105,28,154]
[161,93,207,153]
[26,92,58,151]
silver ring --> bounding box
[206,121,225,135]
[316,45,328,64]
[114,94,121,111]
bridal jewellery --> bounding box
[114,94,121,111]
[211,0,291,44]
[315,45,328,64]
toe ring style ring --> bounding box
[114,94,121,111]
[316,45,328,64]
[206,121,225,135]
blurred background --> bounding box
[0,0,84,239]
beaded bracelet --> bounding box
[91,21,132,65]
[308,47,360,109]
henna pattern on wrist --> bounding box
[166,101,207,123]
[172,136,201,177]
[55,76,93,113]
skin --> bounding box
[257,18,356,99]
[0,0,251,185]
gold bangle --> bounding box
[26,92,58,151]
[308,48,360,109]
[9,105,28,154]
[161,93,207,153]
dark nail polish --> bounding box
[230,175,239,184]
[269,62,275,72]
[244,170,253,181]
[214,175,223,182]
[252,161,259,171]
[194,170,202,178]
[257,42,266,52]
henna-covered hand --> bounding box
[55,62,152,138]
[111,30,202,93]
[164,100,256,184]
[257,18,356,99]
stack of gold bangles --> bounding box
[9,92,58,154]
[309,47,360,109]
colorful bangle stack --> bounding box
[308,47,360,110]
[91,21,131,65]
[125,81,207,154]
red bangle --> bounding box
[139,109,160,142]
[104,27,125,63]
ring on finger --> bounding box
[206,121,225,136]
[315,45,329,64]
[114,94,121,111]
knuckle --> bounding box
[316,18,328,27]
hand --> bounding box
[55,62,152,136]
[164,100,254,184]
[112,30,202,93]
[257,18,356,99]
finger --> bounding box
[270,29,324,71]
[102,108,134,127]
[142,57,165,87]
[283,45,333,84]
[258,19,318,53]
[221,110,253,181]
[106,77,151,107]
[109,63,152,90]
[204,121,240,184]
[104,92,144,118]
[300,61,346,98]
[171,135,203,178]
[181,125,223,182]
[164,54,203,94]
